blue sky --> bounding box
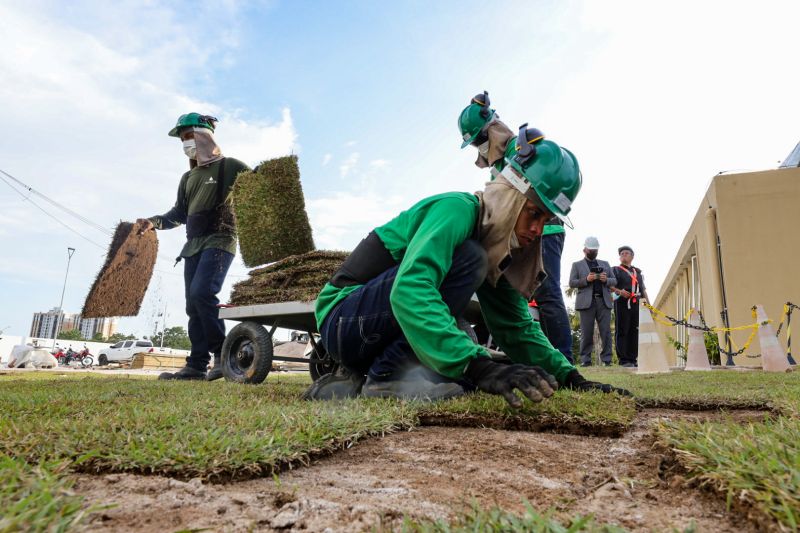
[2,0,799,339]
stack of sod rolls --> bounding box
[82,221,158,317]
[228,250,349,305]
[233,155,315,267]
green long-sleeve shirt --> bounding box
[314,192,576,384]
[149,157,250,258]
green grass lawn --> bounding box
[1,368,798,531]
[580,368,800,531]
[0,376,417,481]
[418,388,636,437]
[401,501,629,533]
[0,456,91,532]
[581,367,800,412]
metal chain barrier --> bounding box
[641,302,798,359]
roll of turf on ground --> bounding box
[229,250,348,306]
[82,221,158,317]
[233,155,315,267]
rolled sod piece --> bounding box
[228,250,348,306]
[82,221,158,317]
[233,155,315,267]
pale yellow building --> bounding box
[654,166,800,366]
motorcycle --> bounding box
[56,345,94,368]
[75,345,94,367]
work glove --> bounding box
[563,369,632,396]
[465,357,558,408]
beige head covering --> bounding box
[192,127,224,167]
[474,175,546,300]
[474,120,515,169]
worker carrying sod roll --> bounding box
[136,112,250,383]
[304,119,632,404]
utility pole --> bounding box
[159,303,168,349]
[52,247,76,349]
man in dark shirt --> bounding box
[137,113,250,381]
[612,246,649,367]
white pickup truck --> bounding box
[97,339,154,365]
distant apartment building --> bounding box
[29,309,118,340]
[79,317,118,340]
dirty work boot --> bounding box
[302,366,366,400]
[158,366,206,381]
[206,357,224,381]
[361,366,465,401]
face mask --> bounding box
[182,139,197,159]
[476,140,490,158]
[586,250,598,260]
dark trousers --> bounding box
[532,232,574,363]
[578,297,613,365]
[183,248,234,371]
[615,300,640,365]
[320,240,487,381]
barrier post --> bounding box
[755,305,791,373]
[637,305,670,374]
[685,309,712,371]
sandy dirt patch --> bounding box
[76,409,766,532]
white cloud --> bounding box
[307,192,406,250]
[345,140,358,147]
[339,152,360,178]
[0,2,297,338]
[322,153,332,166]
[369,159,390,169]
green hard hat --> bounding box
[499,124,581,226]
[168,112,218,137]
[458,91,496,148]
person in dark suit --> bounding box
[569,237,616,366]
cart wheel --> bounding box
[222,322,273,384]
[308,342,339,382]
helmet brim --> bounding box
[459,109,496,149]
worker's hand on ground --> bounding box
[564,369,632,396]
[599,272,608,283]
[586,273,596,282]
[465,357,557,408]
[136,218,154,234]
[619,289,631,299]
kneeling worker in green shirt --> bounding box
[305,125,630,405]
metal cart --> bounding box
[217,298,496,384]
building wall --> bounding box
[655,167,800,365]
[30,310,120,341]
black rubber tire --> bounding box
[308,342,339,382]
[82,356,94,367]
[98,354,108,366]
[221,322,273,384]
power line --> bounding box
[0,168,114,236]
[0,172,108,250]
[1,166,249,279]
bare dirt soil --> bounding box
[76,409,767,532]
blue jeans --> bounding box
[320,240,487,381]
[532,232,574,363]
[183,248,234,371]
